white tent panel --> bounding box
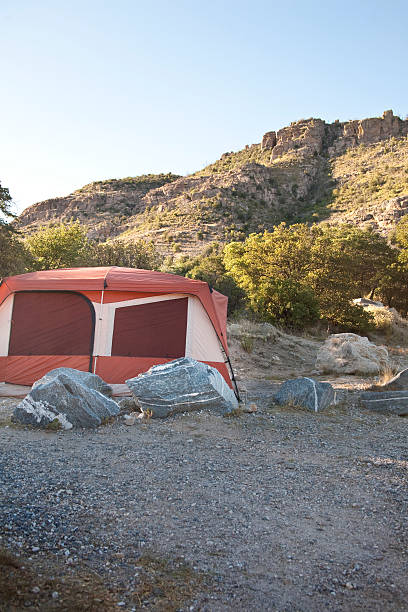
[92,299,116,357]
[0,294,14,357]
[185,296,225,362]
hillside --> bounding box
[17,110,408,255]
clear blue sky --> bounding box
[1,0,407,214]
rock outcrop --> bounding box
[17,174,180,240]
[269,118,326,159]
[316,334,390,376]
[261,131,277,150]
[260,111,408,159]
[126,357,238,418]
[13,368,119,429]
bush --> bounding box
[223,223,388,331]
[163,243,245,315]
[91,239,163,270]
[26,221,92,270]
[0,226,35,277]
[251,278,320,328]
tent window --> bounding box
[111,298,188,358]
[8,292,94,356]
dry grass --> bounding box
[376,365,398,387]
[0,547,208,611]
[366,304,408,345]
[0,547,119,611]
[240,335,255,353]
[331,137,408,211]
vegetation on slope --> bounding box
[331,137,408,212]
[195,144,271,175]
[4,216,408,333]
[77,172,180,193]
[5,112,408,331]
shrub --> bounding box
[251,278,320,328]
[25,220,92,270]
[0,226,35,277]
[223,223,389,331]
[91,239,163,270]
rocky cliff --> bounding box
[18,174,180,241]
[17,110,408,254]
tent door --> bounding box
[8,291,96,371]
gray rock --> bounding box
[47,367,113,397]
[126,357,238,418]
[273,377,335,412]
[353,298,384,308]
[13,368,119,429]
[370,368,408,392]
[360,390,408,416]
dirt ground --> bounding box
[0,328,407,611]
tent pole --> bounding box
[225,354,241,403]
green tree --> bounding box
[26,221,92,270]
[224,223,380,331]
[393,215,408,251]
[0,181,35,277]
[0,182,15,221]
[307,225,390,330]
[374,216,408,313]
[91,239,163,270]
[164,243,245,315]
[378,261,408,315]
[0,228,35,277]
[315,224,395,298]
[252,277,320,327]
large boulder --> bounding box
[316,333,390,376]
[13,368,119,429]
[360,390,408,416]
[126,357,238,418]
[273,377,335,413]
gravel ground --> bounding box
[0,379,407,611]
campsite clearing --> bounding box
[0,375,407,611]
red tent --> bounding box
[0,267,236,391]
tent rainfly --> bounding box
[0,266,238,395]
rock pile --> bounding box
[12,359,239,428]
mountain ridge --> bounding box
[17,110,408,255]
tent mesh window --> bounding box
[111,298,188,358]
[8,291,94,356]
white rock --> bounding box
[316,333,390,375]
[123,414,137,426]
